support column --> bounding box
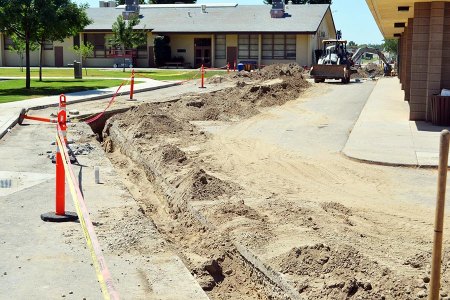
[426,2,446,121]
[398,34,403,84]
[0,33,4,67]
[410,3,431,120]
[441,3,450,89]
[211,34,215,68]
[258,34,262,69]
[405,18,414,102]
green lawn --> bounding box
[0,68,226,103]
[0,78,128,103]
[0,68,226,81]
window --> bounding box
[262,34,296,60]
[215,34,226,59]
[4,36,14,50]
[137,43,147,59]
[73,35,80,48]
[84,33,106,57]
[238,34,258,59]
[43,40,53,50]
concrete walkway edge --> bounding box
[343,77,450,167]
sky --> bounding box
[73,0,384,45]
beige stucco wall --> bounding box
[296,35,309,66]
[2,36,76,67]
[226,34,238,47]
[56,38,78,66]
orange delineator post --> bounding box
[41,94,78,222]
[55,110,67,215]
[130,69,135,100]
[227,63,230,74]
[200,64,205,88]
[59,94,68,144]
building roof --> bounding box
[365,0,450,39]
[84,4,331,34]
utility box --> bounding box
[74,61,82,79]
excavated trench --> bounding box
[80,63,450,299]
[81,64,312,299]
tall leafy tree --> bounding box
[0,0,91,88]
[383,39,398,55]
[111,15,147,72]
[36,0,91,81]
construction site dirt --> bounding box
[22,64,450,299]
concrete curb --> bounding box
[28,82,180,110]
[0,110,20,140]
[341,151,424,168]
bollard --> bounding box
[94,166,100,184]
[234,60,236,72]
[227,63,230,74]
[41,107,78,222]
[428,130,450,300]
[200,64,205,89]
[129,69,135,101]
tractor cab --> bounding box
[319,39,350,66]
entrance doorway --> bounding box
[54,46,64,67]
[194,38,211,68]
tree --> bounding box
[111,15,147,72]
[348,41,357,47]
[383,39,398,55]
[36,0,91,81]
[72,42,94,76]
[8,34,38,72]
[0,0,91,88]
[154,35,171,67]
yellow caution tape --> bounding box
[56,132,119,300]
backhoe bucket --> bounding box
[310,64,347,79]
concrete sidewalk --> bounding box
[343,77,450,167]
[0,77,178,139]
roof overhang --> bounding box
[366,0,450,39]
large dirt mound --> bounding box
[276,243,428,299]
[232,63,305,80]
[185,169,238,201]
[352,63,385,79]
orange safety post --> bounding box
[227,63,230,74]
[200,64,205,88]
[41,107,78,222]
[130,69,135,100]
[59,94,68,144]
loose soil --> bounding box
[352,63,385,79]
[98,63,450,299]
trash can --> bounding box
[237,63,244,72]
[430,95,450,126]
[74,61,82,79]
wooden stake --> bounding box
[429,129,450,300]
